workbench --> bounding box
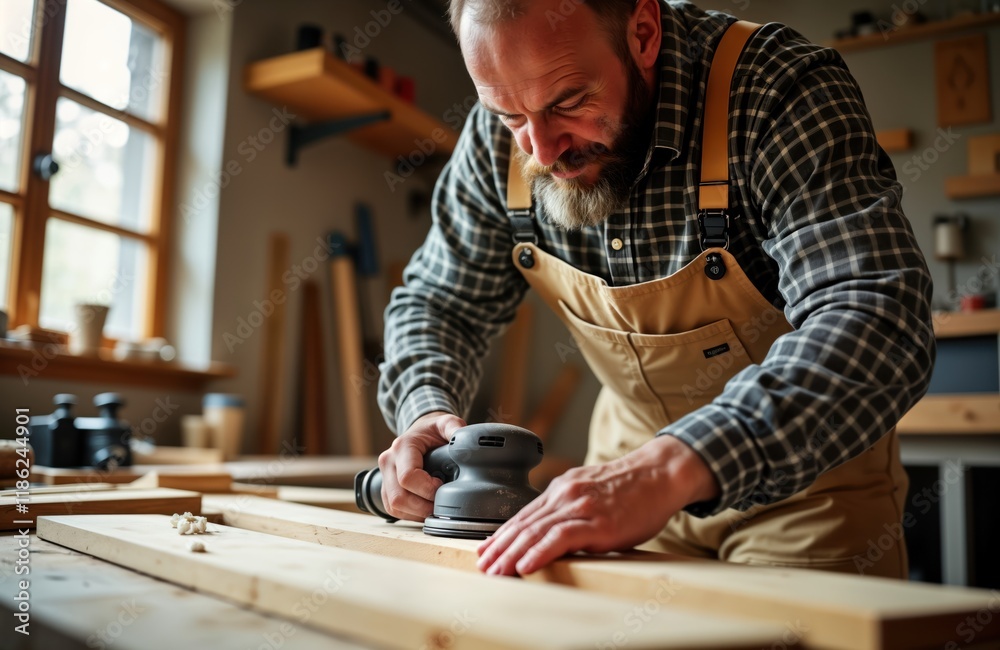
[3,497,998,650]
[897,309,1000,587]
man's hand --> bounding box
[378,411,466,521]
[476,435,720,575]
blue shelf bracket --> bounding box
[286,110,391,166]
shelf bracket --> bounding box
[286,111,391,166]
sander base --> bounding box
[422,516,503,540]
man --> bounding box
[376,0,935,578]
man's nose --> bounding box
[523,119,571,168]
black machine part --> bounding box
[355,423,543,539]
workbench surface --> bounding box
[0,533,369,649]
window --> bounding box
[0,0,183,341]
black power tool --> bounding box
[354,423,543,539]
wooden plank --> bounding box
[493,303,534,424]
[933,309,1000,338]
[275,486,360,512]
[300,280,327,455]
[330,248,372,457]
[968,134,1000,176]
[38,515,784,650]
[226,456,377,487]
[2,488,200,530]
[31,464,233,486]
[945,174,1000,199]
[0,535,363,650]
[0,438,31,478]
[258,232,291,454]
[131,445,224,465]
[875,129,913,153]
[204,495,1000,650]
[128,471,233,493]
[0,483,116,497]
[897,395,1000,435]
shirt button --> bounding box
[611,238,623,251]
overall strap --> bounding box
[698,20,762,251]
[507,149,537,244]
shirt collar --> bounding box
[650,3,693,161]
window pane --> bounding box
[49,98,156,231]
[60,0,164,122]
[0,0,36,63]
[0,203,12,311]
[0,70,27,193]
[40,219,147,341]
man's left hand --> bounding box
[476,434,720,576]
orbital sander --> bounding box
[354,423,543,539]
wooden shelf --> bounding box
[933,309,1000,339]
[828,12,1000,54]
[897,394,1000,435]
[876,128,914,153]
[945,174,1000,199]
[244,48,459,160]
[0,343,235,391]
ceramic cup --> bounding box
[69,304,110,356]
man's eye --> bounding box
[500,114,525,126]
[556,97,588,113]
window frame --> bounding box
[0,0,186,340]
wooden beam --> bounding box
[258,233,290,454]
[275,486,360,511]
[300,280,327,454]
[525,363,583,441]
[329,243,372,457]
[897,395,1000,435]
[128,471,232,493]
[2,488,200,530]
[205,495,1000,650]
[0,535,357,649]
[38,515,785,650]
[493,303,534,423]
[933,309,1000,338]
[875,128,913,153]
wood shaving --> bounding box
[170,512,209,535]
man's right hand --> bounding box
[377,411,467,521]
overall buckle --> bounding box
[698,209,730,251]
[698,209,730,281]
[509,209,538,245]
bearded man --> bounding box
[375,0,935,578]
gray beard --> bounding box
[531,172,629,231]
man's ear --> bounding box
[630,0,661,71]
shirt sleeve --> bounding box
[377,105,528,434]
[661,47,936,516]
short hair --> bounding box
[449,0,637,61]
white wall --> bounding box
[207,0,476,455]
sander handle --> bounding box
[354,443,457,522]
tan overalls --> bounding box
[506,22,909,577]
